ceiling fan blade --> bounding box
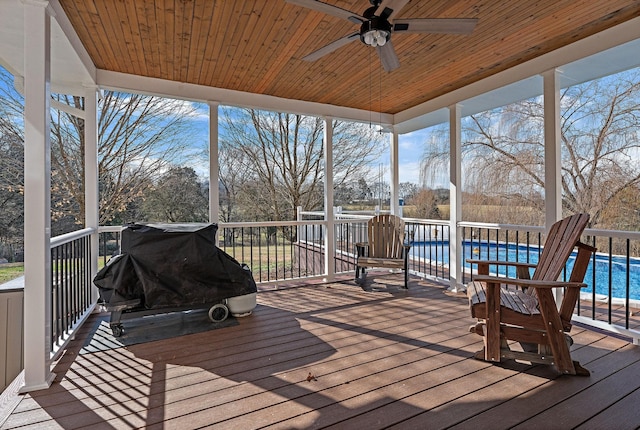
[375,0,411,20]
[302,32,360,62]
[285,0,364,24]
[376,40,400,72]
[393,18,478,34]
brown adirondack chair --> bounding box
[466,213,596,376]
[355,214,413,289]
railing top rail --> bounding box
[458,221,546,233]
[586,227,640,240]
[50,227,96,248]
[98,220,640,240]
[300,212,450,225]
[99,220,330,232]
[402,218,450,226]
[98,225,125,234]
[335,214,374,220]
[299,210,392,217]
[220,220,324,228]
[458,221,640,240]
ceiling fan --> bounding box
[286,0,478,72]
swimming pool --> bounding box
[410,241,640,301]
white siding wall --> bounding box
[0,288,23,392]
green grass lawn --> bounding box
[0,264,24,284]
[0,260,108,285]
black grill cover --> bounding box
[94,223,257,310]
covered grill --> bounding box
[93,223,257,336]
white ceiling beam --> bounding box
[51,98,84,119]
[96,70,394,126]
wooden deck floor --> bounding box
[2,274,640,429]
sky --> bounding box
[398,128,445,187]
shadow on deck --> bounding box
[2,273,640,429]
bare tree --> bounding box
[399,182,418,201]
[0,81,23,193]
[220,108,384,221]
[411,188,442,219]
[0,70,26,254]
[420,70,640,227]
[50,91,202,228]
[218,143,253,222]
[0,66,204,234]
[0,133,23,259]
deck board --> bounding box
[2,274,640,429]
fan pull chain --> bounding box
[369,48,373,128]
[379,62,383,134]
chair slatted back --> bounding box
[526,213,590,296]
[367,215,405,259]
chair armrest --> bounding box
[355,242,369,257]
[472,274,587,289]
[467,259,537,279]
[466,259,537,269]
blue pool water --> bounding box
[411,241,640,301]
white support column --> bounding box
[208,102,220,231]
[543,69,562,230]
[389,129,400,216]
[84,85,99,302]
[543,70,563,304]
[21,0,55,392]
[323,117,335,282]
[448,104,465,293]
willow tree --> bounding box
[420,69,640,228]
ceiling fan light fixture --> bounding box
[363,31,375,45]
[363,29,389,46]
[360,18,391,47]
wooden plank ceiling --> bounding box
[58,0,640,115]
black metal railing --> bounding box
[97,217,640,342]
[405,219,451,281]
[461,223,545,284]
[219,221,327,283]
[50,228,95,352]
[573,229,640,336]
[329,216,451,282]
[98,226,121,266]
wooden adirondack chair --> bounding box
[355,214,413,289]
[466,213,596,376]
